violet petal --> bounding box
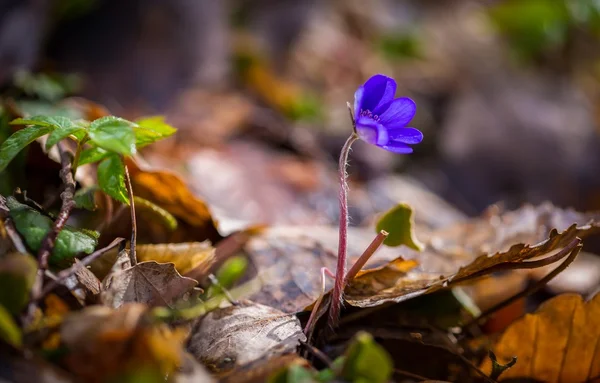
[356,117,389,146]
[378,97,416,129]
[381,142,414,154]
[387,127,423,145]
[360,75,397,114]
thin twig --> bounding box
[462,238,582,331]
[329,132,359,329]
[32,143,76,299]
[123,163,137,266]
[37,143,76,269]
[393,368,434,382]
[299,340,333,367]
[344,230,388,284]
[38,237,125,298]
[4,217,27,253]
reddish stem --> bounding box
[344,230,388,284]
[328,133,358,328]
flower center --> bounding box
[360,109,380,121]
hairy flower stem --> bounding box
[328,132,358,328]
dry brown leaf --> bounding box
[126,163,222,244]
[243,204,600,312]
[101,251,198,308]
[60,304,187,383]
[136,242,215,277]
[220,354,311,383]
[187,300,306,374]
[481,293,600,382]
[242,225,402,313]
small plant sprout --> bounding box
[328,74,422,328]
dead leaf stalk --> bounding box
[344,230,389,284]
[124,163,137,265]
[299,339,333,367]
[462,238,582,332]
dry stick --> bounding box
[298,339,333,367]
[123,163,137,266]
[328,132,358,328]
[344,230,388,283]
[38,237,126,298]
[4,217,27,254]
[32,143,76,298]
[462,238,582,331]
[393,368,433,382]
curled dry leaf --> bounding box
[102,250,198,308]
[481,293,600,382]
[346,219,599,308]
[187,300,306,374]
[60,304,188,383]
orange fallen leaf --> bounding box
[136,242,215,277]
[60,304,187,383]
[481,293,600,382]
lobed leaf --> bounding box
[376,202,424,250]
[89,116,137,156]
[0,125,51,172]
[97,154,129,204]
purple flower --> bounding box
[354,74,422,153]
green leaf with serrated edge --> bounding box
[97,154,129,204]
[0,125,51,172]
[46,125,87,150]
[74,186,98,211]
[0,253,37,315]
[78,146,110,165]
[133,196,177,230]
[341,332,393,383]
[6,197,97,263]
[375,202,423,251]
[0,305,21,347]
[134,116,177,148]
[89,116,137,155]
[11,115,70,128]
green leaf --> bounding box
[78,146,110,165]
[6,197,98,263]
[0,125,52,172]
[375,203,423,251]
[0,304,21,347]
[74,186,98,211]
[45,121,87,150]
[11,115,72,129]
[134,116,177,148]
[89,116,137,155]
[0,253,37,315]
[341,332,393,383]
[97,154,129,204]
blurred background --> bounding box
[2,0,600,226]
